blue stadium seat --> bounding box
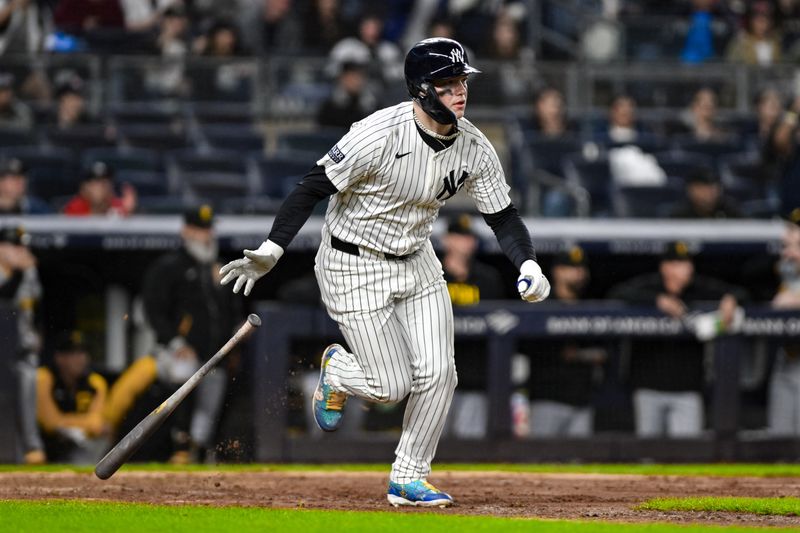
[718,153,772,204]
[1,146,78,200]
[202,123,264,152]
[654,151,713,180]
[115,170,168,196]
[136,195,192,214]
[251,153,313,199]
[44,124,116,152]
[672,135,744,166]
[119,123,191,151]
[276,129,345,158]
[613,182,684,218]
[0,127,38,147]
[220,195,282,215]
[167,149,256,203]
[562,154,613,217]
[81,147,162,173]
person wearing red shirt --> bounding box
[62,161,136,216]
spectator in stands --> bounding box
[527,245,606,438]
[485,7,535,105]
[328,11,403,95]
[316,60,377,130]
[725,1,781,66]
[0,224,45,464]
[191,19,252,101]
[767,209,800,435]
[0,0,50,55]
[530,87,573,138]
[0,72,32,131]
[194,18,245,56]
[0,158,51,215]
[119,0,178,33]
[745,87,783,148]
[63,161,137,217]
[680,0,724,63]
[241,0,302,54]
[440,214,505,439]
[36,330,109,464]
[52,74,90,129]
[145,4,189,97]
[53,0,125,34]
[680,87,728,141]
[596,94,655,146]
[301,0,347,55]
[140,205,243,462]
[668,166,742,219]
[607,241,747,438]
[768,95,800,217]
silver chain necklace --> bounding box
[413,111,460,141]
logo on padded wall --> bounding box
[486,310,520,335]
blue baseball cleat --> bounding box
[387,480,454,507]
[313,344,348,432]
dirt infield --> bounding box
[2,470,800,527]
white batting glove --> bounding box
[219,240,284,296]
[516,259,550,303]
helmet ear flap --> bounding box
[417,82,457,125]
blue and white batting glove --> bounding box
[219,239,284,296]
[516,259,550,303]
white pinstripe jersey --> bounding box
[316,101,511,256]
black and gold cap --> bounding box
[662,240,693,261]
[447,213,474,236]
[184,204,215,229]
[54,330,87,353]
[0,225,30,246]
[553,245,587,267]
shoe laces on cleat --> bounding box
[325,390,347,411]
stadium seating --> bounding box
[1,145,78,200]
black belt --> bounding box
[330,235,406,260]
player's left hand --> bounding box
[517,259,550,303]
[219,240,284,296]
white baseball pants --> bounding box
[315,237,457,483]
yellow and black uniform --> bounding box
[36,365,107,461]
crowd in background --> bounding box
[6,0,800,464]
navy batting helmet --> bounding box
[405,38,480,125]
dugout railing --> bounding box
[250,303,800,464]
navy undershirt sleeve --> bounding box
[267,165,337,249]
[481,203,536,269]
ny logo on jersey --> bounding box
[436,170,468,200]
[450,48,464,64]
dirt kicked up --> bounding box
[1,470,799,528]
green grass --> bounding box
[0,500,794,533]
[3,463,800,477]
[638,497,800,517]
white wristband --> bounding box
[255,239,285,260]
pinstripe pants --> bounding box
[315,236,457,483]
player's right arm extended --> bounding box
[220,166,337,296]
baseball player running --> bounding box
[220,38,550,507]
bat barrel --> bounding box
[94,313,262,479]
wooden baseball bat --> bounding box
[94,313,262,480]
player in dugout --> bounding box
[103,205,243,463]
[219,38,551,507]
[36,330,109,464]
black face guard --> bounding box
[416,82,457,125]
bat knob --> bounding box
[247,314,262,327]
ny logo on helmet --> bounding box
[450,48,464,64]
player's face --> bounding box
[434,75,469,119]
